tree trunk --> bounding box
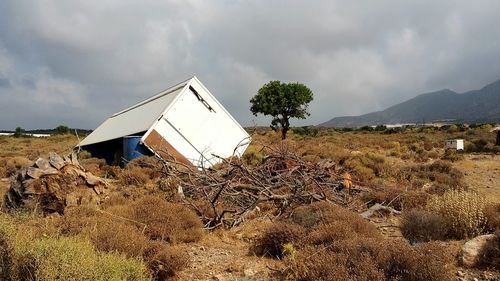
[281,127,288,140]
[281,119,289,140]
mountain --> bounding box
[320,78,500,128]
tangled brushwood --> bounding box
[156,145,356,228]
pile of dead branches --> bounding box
[158,145,356,229]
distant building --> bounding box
[445,139,464,151]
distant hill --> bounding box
[320,78,500,128]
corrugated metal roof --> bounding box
[79,80,188,146]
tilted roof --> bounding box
[79,78,189,146]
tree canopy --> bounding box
[54,125,70,135]
[250,81,313,139]
[13,127,25,138]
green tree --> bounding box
[54,125,70,135]
[250,81,313,139]
[13,126,25,138]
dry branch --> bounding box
[155,145,355,228]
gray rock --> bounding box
[26,167,59,179]
[35,158,51,170]
[48,152,65,170]
[461,234,496,267]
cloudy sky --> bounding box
[0,1,499,130]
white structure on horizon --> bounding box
[445,139,464,151]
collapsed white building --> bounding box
[79,76,251,168]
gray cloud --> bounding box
[0,0,499,130]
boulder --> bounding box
[461,234,496,267]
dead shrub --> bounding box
[252,222,305,258]
[89,219,149,258]
[119,166,150,186]
[56,206,102,236]
[427,190,487,239]
[285,245,384,281]
[57,205,191,277]
[345,158,375,181]
[397,161,466,194]
[127,156,162,180]
[255,202,380,258]
[80,157,107,176]
[484,202,500,231]
[2,156,32,177]
[291,202,378,235]
[142,240,189,279]
[304,221,355,246]
[56,206,148,256]
[131,196,203,243]
[285,238,454,281]
[157,178,182,202]
[361,189,430,211]
[400,209,447,243]
[382,240,454,281]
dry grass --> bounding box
[484,202,500,231]
[400,209,447,243]
[142,241,190,279]
[251,222,306,258]
[29,204,193,279]
[0,213,150,281]
[362,188,431,210]
[284,238,454,281]
[427,190,488,239]
[130,196,203,243]
[255,201,455,280]
[0,129,497,279]
[0,156,32,178]
[119,166,151,186]
[253,202,380,259]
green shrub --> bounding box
[97,252,151,281]
[78,150,92,159]
[14,236,150,281]
[242,145,265,165]
[442,150,464,162]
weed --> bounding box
[427,190,487,239]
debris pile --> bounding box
[158,145,354,228]
[4,152,110,214]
